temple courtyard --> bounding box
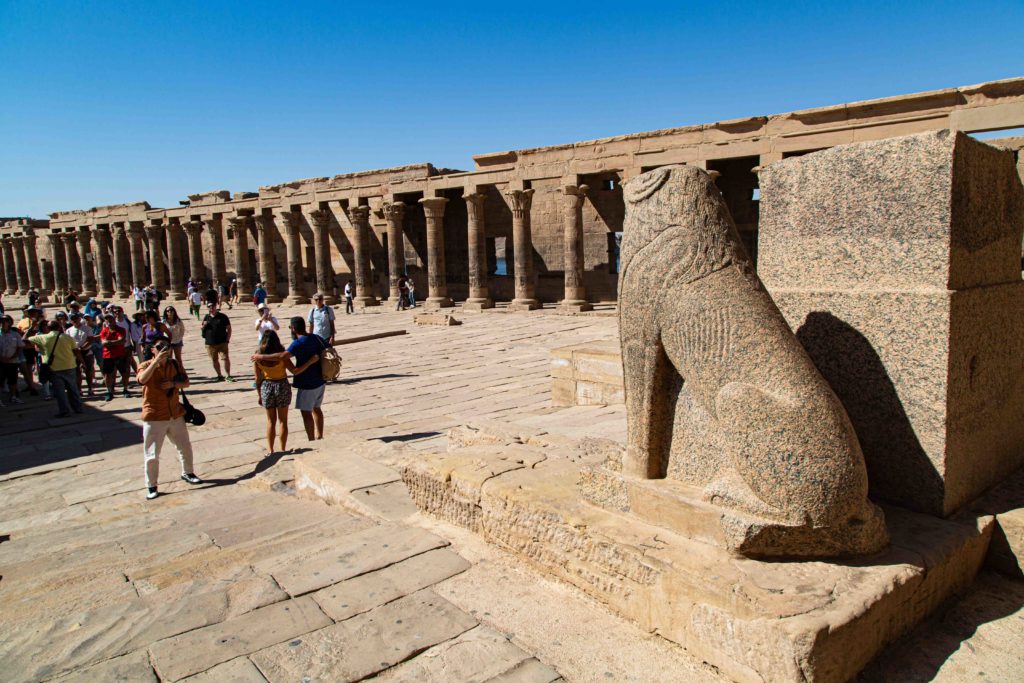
[0,303,1021,682]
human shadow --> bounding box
[336,373,414,385]
[795,311,943,513]
[375,431,440,443]
[194,447,314,489]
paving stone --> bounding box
[250,589,478,682]
[148,596,331,681]
[484,658,564,682]
[312,547,470,621]
[49,649,157,683]
[377,625,534,682]
[269,524,449,596]
[181,656,269,682]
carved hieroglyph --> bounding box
[617,165,888,557]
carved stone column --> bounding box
[1,238,17,294]
[381,202,406,304]
[77,227,97,297]
[228,216,253,294]
[559,185,592,312]
[112,223,132,297]
[144,225,167,291]
[505,189,539,311]
[345,206,378,307]
[463,192,494,310]
[418,197,453,309]
[128,225,147,289]
[93,226,115,298]
[278,211,307,305]
[255,215,281,302]
[40,235,56,296]
[165,222,186,300]
[23,233,43,293]
[184,221,206,285]
[63,233,83,296]
[49,234,68,296]
[12,237,29,294]
[309,209,336,304]
[202,217,227,286]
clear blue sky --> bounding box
[2,1,1021,217]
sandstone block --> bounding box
[415,312,461,326]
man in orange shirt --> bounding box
[137,335,202,499]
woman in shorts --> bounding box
[163,306,186,367]
[253,330,318,456]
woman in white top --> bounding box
[133,286,145,312]
[162,306,186,366]
[254,303,280,343]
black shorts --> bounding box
[102,356,129,375]
[1,363,17,386]
[23,349,37,365]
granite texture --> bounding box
[760,130,1024,516]
[616,164,887,558]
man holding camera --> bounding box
[137,334,202,500]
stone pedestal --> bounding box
[505,189,540,311]
[418,198,453,309]
[144,225,166,292]
[345,206,378,308]
[381,202,407,307]
[228,216,253,296]
[165,223,186,300]
[550,342,624,407]
[255,215,282,303]
[309,209,337,305]
[111,224,131,298]
[759,130,1024,517]
[559,184,592,313]
[463,192,494,310]
[127,225,147,290]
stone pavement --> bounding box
[0,302,1021,682]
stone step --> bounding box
[293,447,417,522]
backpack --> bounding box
[316,337,342,381]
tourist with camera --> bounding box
[137,334,202,500]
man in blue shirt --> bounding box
[252,316,325,441]
[253,283,267,307]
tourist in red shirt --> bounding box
[99,313,131,402]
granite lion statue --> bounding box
[618,165,888,557]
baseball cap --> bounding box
[257,303,267,311]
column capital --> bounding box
[503,188,534,217]
[166,221,184,235]
[144,224,165,238]
[182,220,204,237]
[278,211,303,235]
[94,224,111,235]
[228,215,252,230]
[380,202,406,222]
[254,214,272,234]
[418,197,448,219]
[309,209,331,228]
[10,235,24,246]
[345,205,371,225]
[201,216,222,228]
[61,232,78,245]
[76,226,92,245]
[128,224,145,240]
[47,232,63,246]
[463,193,486,221]
[562,184,590,197]
[111,222,127,236]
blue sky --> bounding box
[2,1,1022,217]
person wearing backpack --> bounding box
[27,320,83,417]
[307,293,336,345]
[251,316,327,442]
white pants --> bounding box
[143,417,195,488]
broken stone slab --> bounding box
[401,448,995,683]
[376,625,541,682]
[268,523,450,596]
[148,596,331,681]
[180,656,269,682]
[249,589,477,682]
[485,658,564,683]
[415,312,461,326]
[48,650,156,683]
[311,547,470,621]
[550,342,624,408]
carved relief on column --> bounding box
[93,226,115,298]
[309,209,336,304]
[63,233,83,296]
[227,216,253,294]
[48,234,68,295]
[253,215,279,301]
[183,221,206,285]
[344,206,378,307]
[463,192,493,310]
[278,211,307,305]
[111,223,132,297]
[203,216,228,285]
[380,202,406,304]
[504,188,540,311]
[1,238,17,294]
[144,224,167,291]
[165,222,186,300]
[77,227,97,297]
[12,237,30,294]
[24,233,43,293]
[127,225,147,289]
[418,197,453,309]
[559,185,592,312]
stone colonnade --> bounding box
[10,183,595,311]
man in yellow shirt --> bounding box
[27,319,83,417]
